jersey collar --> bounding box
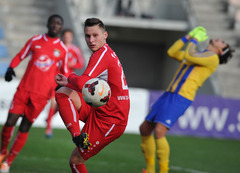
[43,34,60,44]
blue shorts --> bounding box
[146,92,192,128]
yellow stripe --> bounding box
[166,64,183,91]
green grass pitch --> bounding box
[1,125,239,173]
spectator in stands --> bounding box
[45,28,85,138]
[139,26,234,173]
[0,14,68,173]
[116,0,135,17]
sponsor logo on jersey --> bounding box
[35,45,41,49]
[34,55,55,71]
[54,49,61,57]
[117,95,129,100]
[166,119,171,124]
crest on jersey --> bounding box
[34,55,55,71]
[54,49,61,57]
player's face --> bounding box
[210,38,227,50]
[47,17,63,38]
[84,25,108,52]
[62,31,73,45]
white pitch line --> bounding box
[171,166,208,173]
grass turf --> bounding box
[0,126,239,173]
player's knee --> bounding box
[70,148,85,164]
[140,121,154,136]
[154,123,168,139]
[19,117,32,132]
[139,123,145,135]
[5,113,20,126]
[56,86,69,95]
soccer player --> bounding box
[0,14,68,172]
[139,26,234,173]
[45,28,85,138]
[55,18,130,173]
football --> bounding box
[82,78,111,107]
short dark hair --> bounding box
[61,28,74,37]
[47,14,64,25]
[218,44,235,64]
[84,18,106,31]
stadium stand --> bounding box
[0,0,239,99]
[0,17,10,76]
[0,0,53,77]
[0,45,9,58]
[188,0,240,98]
[0,27,4,39]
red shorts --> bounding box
[77,93,126,160]
[9,88,48,123]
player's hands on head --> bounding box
[188,26,206,38]
[55,73,68,86]
[193,30,208,42]
[5,67,16,82]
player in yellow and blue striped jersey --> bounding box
[139,26,234,173]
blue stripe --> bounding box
[190,39,198,45]
[169,64,187,92]
[181,36,188,43]
[175,65,194,93]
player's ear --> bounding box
[104,31,108,39]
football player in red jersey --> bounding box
[62,28,85,75]
[45,28,85,138]
[0,14,68,172]
[55,18,130,173]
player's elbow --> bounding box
[167,48,175,58]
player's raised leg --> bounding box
[55,87,81,137]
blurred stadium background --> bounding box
[0,0,240,172]
[1,0,240,97]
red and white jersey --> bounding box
[10,34,68,98]
[67,44,85,75]
[68,43,130,125]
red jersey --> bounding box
[67,44,85,74]
[10,34,68,98]
[67,43,130,125]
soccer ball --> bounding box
[82,78,111,107]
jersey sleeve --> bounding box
[9,37,33,68]
[184,41,219,70]
[67,73,91,92]
[67,47,109,92]
[167,38,186,62]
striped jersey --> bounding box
[67,43,130,125]
[10,34,68,98]
[167,38,219,101]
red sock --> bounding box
[1,125,15,154]
[55,93,80,137]
[6,131,28,166]
[46,107,57,130]
[70,163,88,173]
